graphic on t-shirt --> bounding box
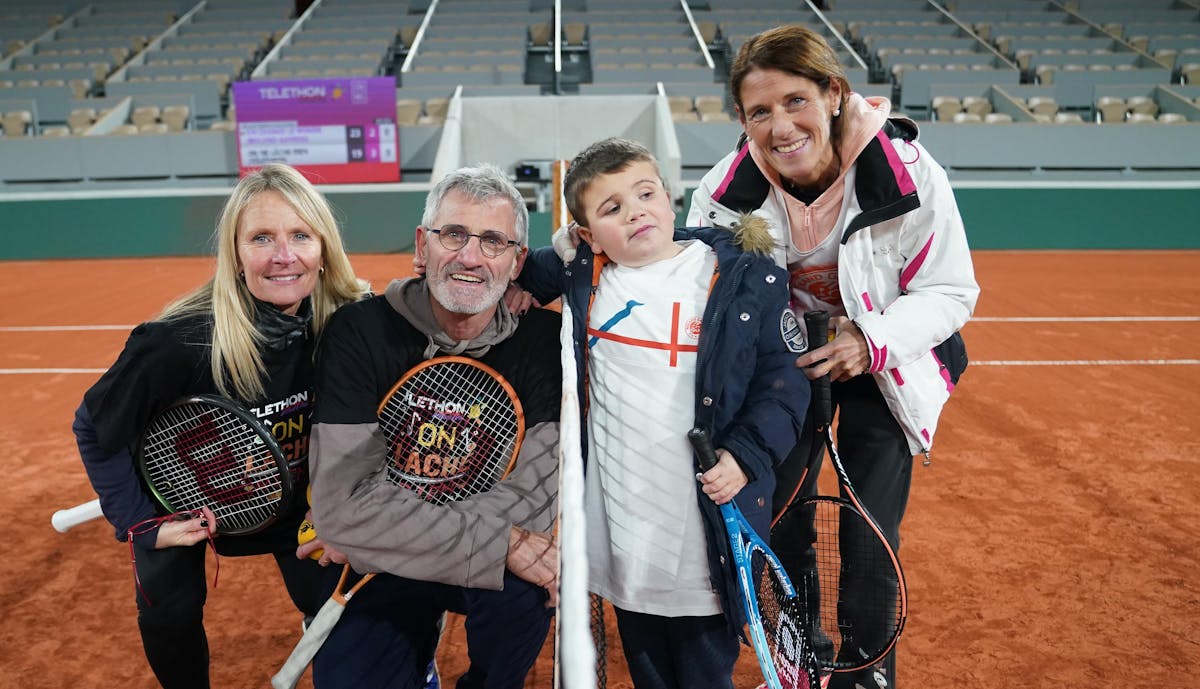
[588,299,643,348]
[588,301,699,367]
[790,263,841,306]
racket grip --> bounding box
[51,498,103,533]
[271,595,346,689]
[803,310,833,428]
[687,428,720,472]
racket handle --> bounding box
[271,595,346,689]
[803,310,833,428]
[687,427,720,472]
[51,498,103,533]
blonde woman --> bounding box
[72,163,368,689]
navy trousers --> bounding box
[612,606,740,689]
[312,569,553,689]
[133,538,329,689]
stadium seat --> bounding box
[932,95,963,121]
[131,106,161,128]
[161,105,190,132]
[396,98,422,126]
[2,110,32,137]
[1026,96,1058,118]
[1095,96,1127,123]
[1180,62,1200,84]
[1126,112,1157,124]
[41,125,71,137]
[564,23,587,45]
[110,124,140,135]
[951,112,982,123]
[68,107,97,134]
[139,122,169,134]
[694,95,724,116]
[962,96,992,117]
[983,112,1013,124]
[1053,112,1084,124]
[1127,96,1159,117]
[529,22,551,46]
[1158,113,1188,124]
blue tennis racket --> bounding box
[688,428,822,689]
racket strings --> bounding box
[751,549,821,689]
[142,403,285,532]
[802,498,903,671]
[378,363,520,506]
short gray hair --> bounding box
[422,163,529,247]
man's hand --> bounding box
[697,449,748,505]
[551,222,582,263]
[296,509,350,566]
[507,526,558,607]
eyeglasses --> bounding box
[425,225,521,258]
[128,509,219,604]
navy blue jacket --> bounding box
[520,225,809,636]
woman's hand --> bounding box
[697,449,748,505]
[795,316,871,382]
[503,283,538,316]
[153,507,216,548]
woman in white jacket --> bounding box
[686,24,979,689]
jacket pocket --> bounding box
[934,331,968,384]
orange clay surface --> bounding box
[0,250,1197,688]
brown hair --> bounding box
[563,137,661,226]
[729,24,851,138]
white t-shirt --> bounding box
[584,240,722,616]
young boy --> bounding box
[519,137,810,688]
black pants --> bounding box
[312,569,553,689]
[132,535,330,689]
[612,607,740,689]
[778,374,912,689]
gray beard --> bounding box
[427,269,508,314]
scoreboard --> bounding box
[232,76,400,183]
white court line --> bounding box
[0,325,135,332]
[974,360,1200,366]
[0,368,108,374]
[972,316,1200,323]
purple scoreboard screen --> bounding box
[232,76,400,183]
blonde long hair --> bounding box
[160,164,369,401]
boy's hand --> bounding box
[551,221,582,262]
[697,449,748,505]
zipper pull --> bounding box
[921,450,932,467]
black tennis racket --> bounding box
[273,355,525,689]
[689,428,822,689]
[772,311,907,674]
[136,394,292,536]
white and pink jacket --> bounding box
[686,94,979,455]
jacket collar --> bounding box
[708,118,921,243]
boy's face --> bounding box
[577,160,678,268]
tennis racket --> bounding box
[772,310,907,674]
[272,355,525,689]
[688,428,822,689]
[136,394,292,536]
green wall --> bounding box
[0,185,1194,260]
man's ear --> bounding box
[510,246,527,280]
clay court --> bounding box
[1,249,1197,688]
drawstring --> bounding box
[127,509,219,605]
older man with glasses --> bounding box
[306,164,563,689]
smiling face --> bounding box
[416,189,524,333]
[576,160,679,268]
[236,190,323,315]
[737,67,842,190]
